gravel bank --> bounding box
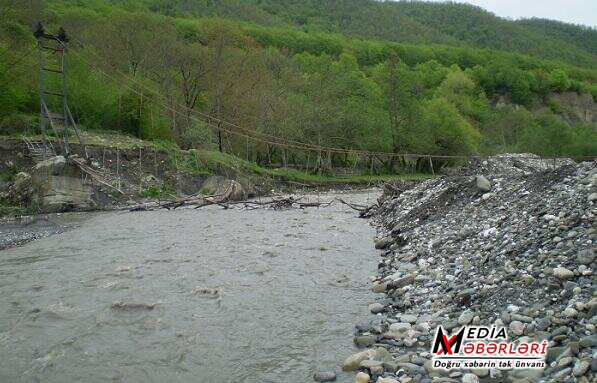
[0,213,94,250]
[347,155,596,383]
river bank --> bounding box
[346,154,596,383]
[0,212,97,251]
[0,135,429,218]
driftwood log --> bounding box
[128,194,374,215]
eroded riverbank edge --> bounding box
[0,137,429,218]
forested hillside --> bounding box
[1,0,596,170]
[100,0,597,68]
[515,18,597,57]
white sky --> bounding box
[424,0,597,27]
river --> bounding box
[0,191,379,383]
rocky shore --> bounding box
[344,154,596,383]
[0,212,94,251]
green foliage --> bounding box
[64,0,597,68]
[549,69,571,92]
[0,113,37,136]
[517,112,597,156]
[566,124,597,157]
[420,97,480,155]
[0,53,35,120]
[140,183,175,199]
[0,0,595,166]
[0,196,38,217]
[516,18,597,57]
[439,70,490,122]
[547,99,562,114]
[472,62,537,106]
[480,106,534,153]
[180,122,217,150]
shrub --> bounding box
[0,113,38,136]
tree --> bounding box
[481,106,533,152]
[372,55,421,152]
[87,11,177,76]
[518,111,573,156]
[439,69,490,122]
[421,97,480,155]
[549,69,571,92]
[170,41,210,140]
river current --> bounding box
[0,191,379,383]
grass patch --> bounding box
[0,197,38,217]
[140,183,177,199]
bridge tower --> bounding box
[33,23,85,160]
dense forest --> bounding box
[1,0,596,170]
[112,0,597,69]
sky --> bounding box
[425,0,597,27]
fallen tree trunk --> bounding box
[129,194,376,214]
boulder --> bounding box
[369,303,385,314]
[471,368,489,378]
[354,335,377,348]
[462,373,479,383]
[389,275,415,289]
[374,236,393,249]
[313,371,336,382]
[372,282,387,293]
[200,176,247,201]
[376,378,398,383]
[475,175,491,192]
[359,359,382,369]
[373,347,393,362]
[30,156,95,212]
[579,334,597,348]
[342,349,376,371]
[400,314,418,324]
[458,310,474,325]
[355,372,370,383]
[33,155,66,175]
[509,320,525,336]
[573,359,590,376]
[553,267,574,279]
[389,322,411,333]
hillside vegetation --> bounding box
[106,0,597,69]
[1,0,596,172]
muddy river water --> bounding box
[0,191,379,383]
